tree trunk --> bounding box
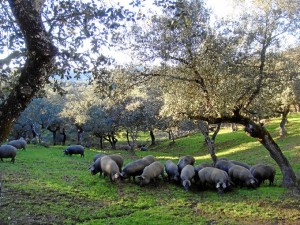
[243,119,296,187]
[31,124,37,139]
[99,136,103,149]
[126,130,130,146]
[199,121,220,164]
[77,127,84,145]
[260,132,296,187]
[149,129,155,146]
[279,107,289,138]
[60,128,66,145]
[0,1,57,143]
[170,130,175,144]
[47,125,59,146]
[105,132,117,150]
[52,130,57,146]
[111,133,117,150]
[231,123,237,132]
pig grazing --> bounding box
[93,153,107,162]
[100,156,120,182]
[120,156,154,181]
[109,154,124,171]
[142,155,156,164]
[177,155,195,173]
[165,160,180,182]
[8,139,27,150]
[194,162,213,182]
[230,160,251,170]
[215,159,235,173]
[90,157,102,176]
[198,167,233,194]
[180,165,195,191]
[64,145,84,157]
[250,164,276,186]
[90,154,123,176]
[139,161,164,186]
[0,145,17,163]
[228,165,258,188]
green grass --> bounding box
[1,114,300,224]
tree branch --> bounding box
[0,50,24,67]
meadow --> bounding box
[1,114,300,225]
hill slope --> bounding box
[0,114,300,224]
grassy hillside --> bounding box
[1,114,300,224]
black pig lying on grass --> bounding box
[0,145,17,163]
[64,145,85,157]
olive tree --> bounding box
[130,0,300,187]
[0,0,136,143]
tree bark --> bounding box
[199,121,220,164]
[126,130,130,145]
[47,125,59,145]
[231,123,238,132]
[31,124,38,139]
[99,136,104,149]
[149,129,156,146]
[105,132,117,150]
[77,127,84,145]
[60,128,66,145]
[0,1,57,143]
[279,107,289,138]
[168,130,175,144]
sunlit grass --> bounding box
[1,113,300,224]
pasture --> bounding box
[1,114,300,225]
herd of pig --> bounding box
[0,143,275,193]
[88,151,276,194]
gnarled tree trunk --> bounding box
[199,121,220,165]
[261,132,295,187]
[242,118,296,187]
[149,129,156,146]
[0,1,57,143]
[279,107,290,138]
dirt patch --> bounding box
[0,183,105,224]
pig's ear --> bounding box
[137,176,144,181]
